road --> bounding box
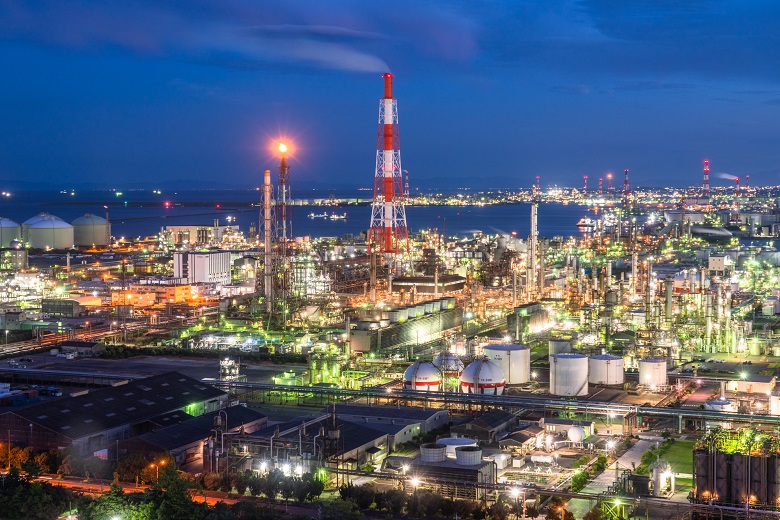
[41,476,320,516]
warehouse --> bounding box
[330,404,449,434]
[0,372,227,453]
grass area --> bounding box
[661,440,696,474]
[675,476,693,495]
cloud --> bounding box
[0,1,477,74]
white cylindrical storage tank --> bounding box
[483,344,531,385]
[639,358,668,388]
[549,339,572,358]
[771,394,780,416]
[423,302,434,314]
[588,354,625,385]
[455,446,483,466]
[431,300,442,312]
[460,358,506,395]
[397,308,408,321]
[0,218,21,248]
[403,360,442,392]
[773,346,780,357]
[550,353,589,396]
[438,436,478,457]
[388,310,401,323]
[72,213,110,247]
[27,215,73,249]
[419,443,447,463]
[432,352,465,376]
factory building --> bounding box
[163,223,239,247]
[407,443,496,500]
[450,409,516,442]
[693,429,780,510]
[121,405,266,472]
[0,372,227,454]
[349,304,463,354]
[331,404,449,434]
[174,251,231,286]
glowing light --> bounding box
[278,143,288,154]
[410,477,421,487]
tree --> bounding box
[382,489,407,515]
[262,468,284,500]
[117,453,150,483]
[322,499,362,520]
[583,506,606,520]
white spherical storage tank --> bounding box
[483,344,531,385]
[25,214,73,249]
[588,354,625,385]
[432,352,465,376]
[0,218,21,248]
[639,358,668,388]
[72,214,110,247]
[403,360,442,392]
[550,353,589,396]
[460,358,506,395]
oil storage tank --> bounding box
[72,214,110,247]
[24,214,73,249]
[419,443,447,463]
[639,358,668,388]
[460,358,506,395]
[550,353,588,396]
[549,339,573,359]
[483,344,530,385]
[588,354,624,385]
[403,360,442,392]
[0,218,21,248]
[455,446,483,466]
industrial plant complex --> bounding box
[4,74,780,520]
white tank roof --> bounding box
[24,213,64,225]
[590,354,623,360]
[432,352,465,374]
[0,218,19,227]
[28,217,73,229]
[483,344,530,351]
[72,213,108,225]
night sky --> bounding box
[3,1,780,191]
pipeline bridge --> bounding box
[210,379,780,431]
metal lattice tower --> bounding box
[368,73,408,257]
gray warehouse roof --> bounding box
[328,404,446,421]
[5,372,226,440]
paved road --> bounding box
[567,438,659,518]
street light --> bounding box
[150,460,166,479]
[4,330,7,345]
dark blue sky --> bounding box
[3,1,780,191]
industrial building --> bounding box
[406,443,496,500]
[450,409,516,442]
[121,405,266,471]
[174,251,232,286]
[0,372,227,453]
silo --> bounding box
[455,446,483,466]
[72,214,110,247]
[0,219,21,248]
[483,344,531,385]
[403,360,442,392]
[419,443,447,463]
[460,358,506,395]
[550,353,588,396]
[639,358,668,387]
[588,354,625,385]
[26,215,73,249]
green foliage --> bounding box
[571,470,589,492]
[571,455,591,469]
[322,499,363,520]
[583,506,606,520]
[0,467,77,520]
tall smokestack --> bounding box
[598,177,603,195]
[702,160,710,194]
[369,73,408,258]
[263,169,273,312]
[583,175,588,193]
